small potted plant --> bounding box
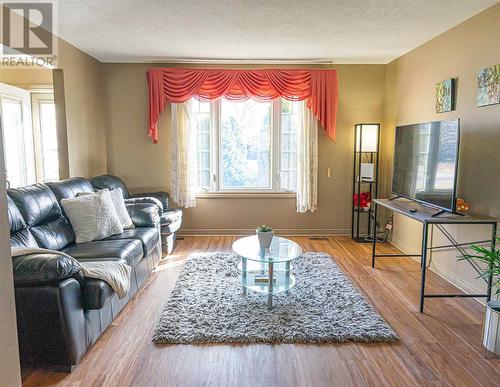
[461,238,500,355]
[256,224,274,249]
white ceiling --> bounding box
[56,0,499,64]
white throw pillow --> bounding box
[108,188,134,229]
[77,188,134,230]
[62,189,124,244]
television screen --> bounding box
[392,119,460,212]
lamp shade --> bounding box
[355,124,379,152]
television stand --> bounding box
[371,198,497,313]
[430,209,464,217]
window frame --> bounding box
[0,82,36,187]
[0,82,64,188]
[31,91,59,182]
[197,98,296,197]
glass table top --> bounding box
[232,235,302,263]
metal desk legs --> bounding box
[371,203,378,268]
[370,202,497,313]
[419,222,429,313]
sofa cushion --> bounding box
[106,227,159,256]
[8,184,76,250]
[63,239,143,267]
[131,191,169,213]
[126,203,159,228]
[82,278,115,310]
[8,184,62,227]
[125,196,163,213]
[46,177,95,202]
[7,196,38,248]
[89,175,131,198]
[31,217,77,251]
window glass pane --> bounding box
[191,99,212,190]
[1,98,27,187]
[220,99,271,189]
[280,100,300,191]
[39,101,59,181]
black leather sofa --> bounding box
[89,175,183,254]
[8,177,162,371]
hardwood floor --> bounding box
[22,236,500,387]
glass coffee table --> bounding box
[232,235,302,308]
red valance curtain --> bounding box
[147,68,338,143]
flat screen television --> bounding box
[392,119,460,212]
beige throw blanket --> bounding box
[11,247,132,298]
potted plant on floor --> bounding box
[256,224,274,249]
[461,238,500,356]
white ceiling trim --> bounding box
[145,58,336,65]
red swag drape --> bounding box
[147,68,338,143]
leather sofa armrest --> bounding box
[160,208,183,225]
[12,253,83,287]
[15,278,87,367]
[130,191,169,212]
[126,203,160,228]
[125,196,163,213]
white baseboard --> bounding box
[178,228,351,237]
[390,235,486,305]
[388,234,415,256]
[428,261,484,297]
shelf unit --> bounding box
[351,123,380,243]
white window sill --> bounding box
[195,192,296,199]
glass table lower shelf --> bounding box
[232,235,302,308]
[239,259,296,308]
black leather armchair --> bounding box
[90,175,182,254]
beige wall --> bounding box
[102,64,386,234]
[0,135,21,385]
[382,3,500,296]
[0,68,52,87]
[57,39,107,177]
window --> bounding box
[280,100,300,191]
[190,98,301,193]
[0,83,59,188]
[32,93,59,182]
[221,99,272,189]
[191,99,212,190]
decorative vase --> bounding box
[483,300,500,355]
[256,230,274,249]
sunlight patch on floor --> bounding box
[155,251,213,271]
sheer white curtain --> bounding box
[296,104,319,213]
[170,102,197,208]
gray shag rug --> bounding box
[153,252,398,344]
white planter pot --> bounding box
[483,300,500,355]
[256,230,274,249]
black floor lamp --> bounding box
[351,123,380,243]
